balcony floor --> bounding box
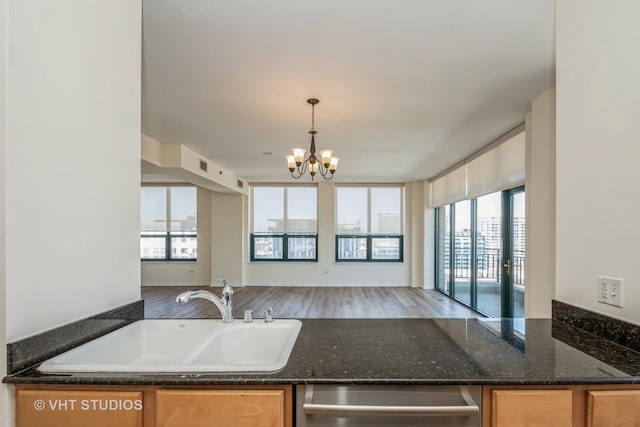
[442,278,525,317]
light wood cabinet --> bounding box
[587,390,640,427]
[491,389,573,427]
[15,385,292,427]
[156,389,287,427]
[484,385,640,427]
[17,383,640,427]
[16,389,143,427]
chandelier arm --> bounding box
[317,162,327,177]
[291,163,302,179]
[290,157,306,178]
[301,157,309,174]
[317,162,334,180]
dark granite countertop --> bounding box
[5,318,640,386]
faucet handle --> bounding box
[264,307,273,323]
[219,278,227,286]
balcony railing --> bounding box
[450,249,525,286]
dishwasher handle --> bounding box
[302,385,480,418]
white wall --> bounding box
[141,187,212,286]
[407,181,427,288]
[556,0,640,324]
[423,183,435,289]
[211,193,246,285]
[244,182,412,286]
[1,0,9,421]
[5,0,142,341]
[525,87,556,318]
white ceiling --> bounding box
[142,0,555,183]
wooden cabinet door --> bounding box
[156,389,285,427]
[492,389,573,427]
[587,390,640,427]
[16,389,143,427]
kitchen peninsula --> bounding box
[5,304,640,427]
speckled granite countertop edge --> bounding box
[5,318,640,387]
[6,373,640,386]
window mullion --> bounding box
[367,187,372,234]
[367,187,372,259]
[166,187,171,260]
[250,187,255,233]
[471,198,477,308]
[283,188,288,260]
[450,203,455,296]
[398,187,404,235]
[283,187,288,234]
[166,232,171,262]
[283,233,288,261]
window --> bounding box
[140,186,197,261]
[250,186,318,261]
[336,186,403,262]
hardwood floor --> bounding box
[142,286,481,319]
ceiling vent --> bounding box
[199,160,208,172]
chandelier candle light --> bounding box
[286,98,339,180]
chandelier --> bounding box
[286,98,339,180]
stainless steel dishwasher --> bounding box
[296,384,481,427]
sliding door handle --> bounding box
[504,259,511,275]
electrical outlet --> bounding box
[597,276,623,307]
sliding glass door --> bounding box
[435,206,451,294]
[475,192,502,317]
[453,200,471,306]
[502,188,526,318]
[435,187,525,318]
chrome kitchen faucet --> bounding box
[176,279,234,323]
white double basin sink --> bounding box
[38,319,302,374]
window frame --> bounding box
[335,234,404,262]
[249,233,319,262]
[249,185,319,262]
[140,185,198,262]
[335,185,405,262]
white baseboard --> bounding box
[141,282,211,287]
[143,282,413,288]
[243,282,409,287]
